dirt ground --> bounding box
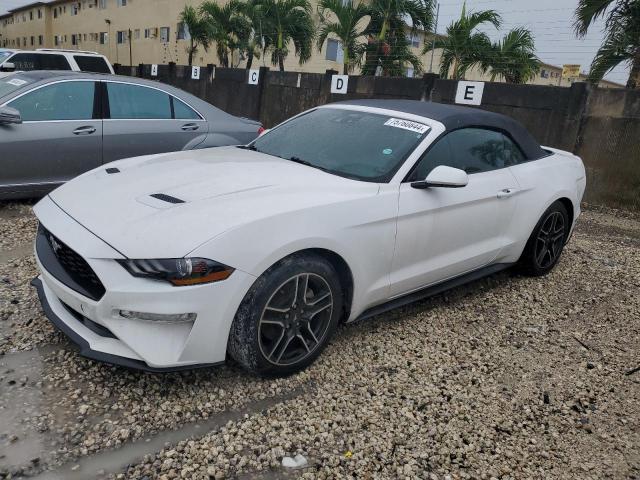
[0,201,638,479]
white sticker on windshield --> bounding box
[6,78,27,86]
[384,118,430,134]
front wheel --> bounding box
[227,254,343,377]
[519,201,570,276]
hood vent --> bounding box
[150,193,185,204]
[106,167,120,174]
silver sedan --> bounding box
[0,71,263,199]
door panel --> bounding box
[102,82,206,163]
[0,80,101,193]
[390,169,519,296]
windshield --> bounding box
[0,51,12,62]
[0,74,34,99]
[252,108,430,182]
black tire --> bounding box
[519,201,570,276]
[227,253,343,377]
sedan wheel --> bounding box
[228,254,343,376]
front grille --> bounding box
[36,224,106,301]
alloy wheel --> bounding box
[258,273,334,366]
[535,211,565,269]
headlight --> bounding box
[117,258,234,286]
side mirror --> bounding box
[411,165,469,189]
[0,62,16,72]
[0,106,22,124]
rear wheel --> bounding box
[519,201,570,276]
[228,254,342,376]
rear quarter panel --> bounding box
[500,150,586,262]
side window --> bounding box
[8,81,95,121]
[8,53,39,70]
[446,128,507,174]
[107,83,171,119]
[410,135,453,180]
[39,54,72,70]
[173,97,201,120]
[74,55,111,74]
[502,134,526,166]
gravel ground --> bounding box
[0,201,639,480]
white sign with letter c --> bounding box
[248,69,260,85]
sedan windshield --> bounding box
[0,74,34,99]
[251,108,430,182]
[0,52,11,61]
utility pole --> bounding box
[128,28,132,66]
[429,2,439,73]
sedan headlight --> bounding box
[117,258,234,286]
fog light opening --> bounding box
[117,310,196,323]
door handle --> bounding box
[73,126,96,135]
[181,123,199,131]
[497,188,517,199]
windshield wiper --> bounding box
[237,144,258,151]
[288,156,314,167]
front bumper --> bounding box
[32,196,256,372]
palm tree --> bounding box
[237,0,265,69]
[574,0,640,88]
[424,5,501,80]
[488,28,540,84]
[252,0,315,72]
[362,0,434,76]
[200,0,251,68]
[317,0,370,74]
[179,6,211,66]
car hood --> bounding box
[49,147,379,259]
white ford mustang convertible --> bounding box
[32,99,586,375]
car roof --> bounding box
[332,99,546,160]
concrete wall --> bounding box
[123,64,640,210]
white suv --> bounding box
[0,49,114,77]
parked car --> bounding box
[32,99,586,375]
[0,49,114,77]
[0,71,263,199]
[0,49,17,63]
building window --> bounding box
[134,29,140,40]
[38,35,43,46]
[53,8,58,18]
[72,34,78,45]
[99,0,107,9]
[117,0,127,6]
[30,36,34,46]
[117,30,127,44]
[177,22,190,40]
[29,11,33,20]
[325,38,344,63]
[99,32,108,44]
[159,27,170,43]
[405,67,414,78]
[37,9,42,19]
[406,32,420,48]
[71,3,80,15]
[54,35,60,46]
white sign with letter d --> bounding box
[331,75,348,94]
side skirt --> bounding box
[354,263,514,322]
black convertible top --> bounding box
[333,99,546,160]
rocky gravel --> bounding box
[0,201,639,479]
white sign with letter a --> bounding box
[191,66,201,80]
[455,81,484,105]
[331,75,348,94]
[248,69,260,85]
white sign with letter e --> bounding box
[455,81,484,105]
[248,69,260,85]
[191,66,201,80]
[331,75,348,94]
[151,64,158,77]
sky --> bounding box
[0,0,631,85]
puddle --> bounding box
[28,390,303,480]
[0,349,48,473]
[0,244,33,265]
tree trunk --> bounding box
[343,48,349,75]
[188,41,194,66]
[627,49,640,89]
[279,52,285,72]
[246,53,253,70]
